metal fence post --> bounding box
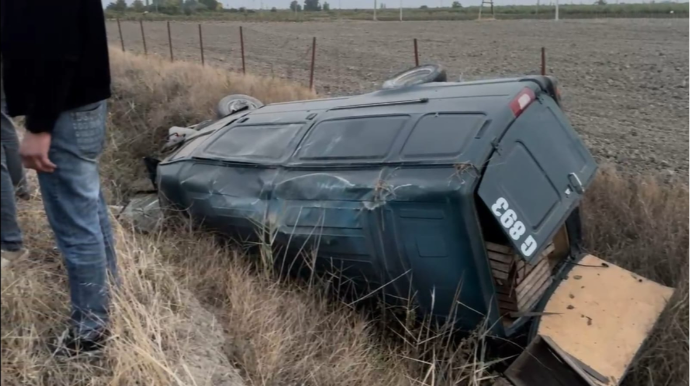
[414,38,419,67]
[167,21,174,62]
[198,24,205,66]
[309,37,316,91]
[140,19,148,56]
[117,18,125,52]
[240,26,246,74]
[541,47,546,75]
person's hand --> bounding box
[20,132,56,173]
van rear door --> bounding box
[477,93,597,263]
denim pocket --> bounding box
[70,102,106,159]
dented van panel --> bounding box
[157,157,496,330]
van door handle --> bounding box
[568,172,584,194]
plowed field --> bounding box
[107,19,689,176]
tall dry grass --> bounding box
[582,168,689,386]
[1,201,244,386]
[1,49,687,386]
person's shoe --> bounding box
[50,328,110,357]
[0,248,30,268]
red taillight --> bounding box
[509,88,536,117]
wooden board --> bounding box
[518,276,553,310]
[537,255,675,385]
[515,258,550,299]
[489,259,513,273]
[488,241,560,315]
[492,269,510,281]
[487,251,514,265]
[487,242,513,254]
[499,299,519,312]
[515,244,553,280]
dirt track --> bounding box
[107,19,688,176]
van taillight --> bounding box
[509,88,536,117]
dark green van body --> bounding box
[155,76,598,337]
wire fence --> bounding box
[110,19,470,89]
[111,19,550,95]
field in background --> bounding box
[1,47,687,386]
[106,18,689,177]
[106,2,689,22]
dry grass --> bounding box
[151,226,447,386]
[1,49,687,386]
[1,201,243,386]
[582,168,689,386]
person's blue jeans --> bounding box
[37,100,118,338]
[1,87,25,252]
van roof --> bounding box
[256,75,554,114]
[178,76,559,173]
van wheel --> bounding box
[382,64,447,90]
[216,94,264,119]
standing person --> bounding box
[1,0,119,355]
[2,69,30,201]
[1,69,30,268]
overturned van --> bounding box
[128,66,673,386]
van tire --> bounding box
[382,64,447,89]
[216,94,264,119]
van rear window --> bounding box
[297,116,408,161]
[401,114,485,159]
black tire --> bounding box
[382,64,448,90]
[216,94,264,119]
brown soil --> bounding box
[107,18,689,176]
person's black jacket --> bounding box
[1,0,111,134]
